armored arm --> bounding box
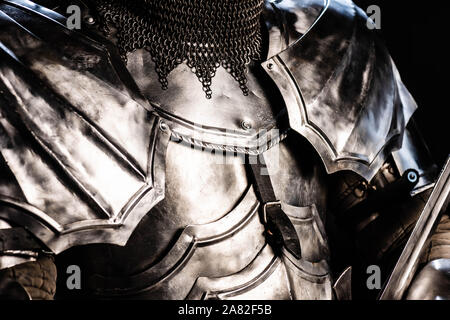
[331,118,450,299]
[405,170,450,300]
[406,215,450,300]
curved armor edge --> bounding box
[0,0,441,301]
[265,0,418,181]
[86,186,332,299]
[0,0,169,253]
[129,0,422,182]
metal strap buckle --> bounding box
[263,201,282,224]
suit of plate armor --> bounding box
[0,0,448,300]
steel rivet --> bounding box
[407,171,418,183]
[159,120,169,132]
[84,15,95,25]
[241,120,253,130]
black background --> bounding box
[354,0,448,167]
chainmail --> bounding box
[88,0,265,99]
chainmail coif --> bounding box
[88,0,265,99]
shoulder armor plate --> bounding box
[0,0,169,253]
[265,0,417,180]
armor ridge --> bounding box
[0,0,169,253]
[264,0,419,181]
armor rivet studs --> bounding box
[407,171,419,183]
[84,15,95,25]
[241,120,253,131]
[267,62,274,70]
[159,120,169,132]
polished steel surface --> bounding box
[406,259,450,300]
[127,0,330,154]
[333,266,352,300]
[127,0,419,181]
[392,123,438,195]
[0,254,36,270]
[127,50,290,155]
[88,180,331,299]
[264,0,417,181]
[0,0,441,300]
[0,0,169,253]
[280,203,332,300]
[73,130,333,299]
[0,219,11,229]
[188,245,291,300]
[265,0,326,57]
[90,186,267,299]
